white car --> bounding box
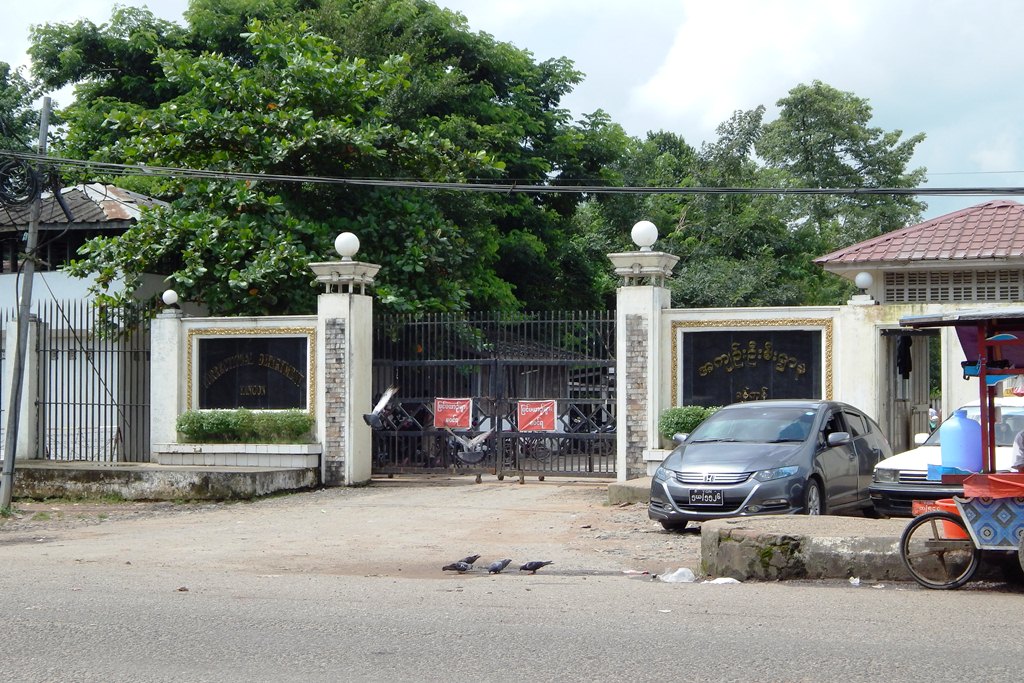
[869,397,1024,517]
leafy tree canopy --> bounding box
[30,2,925,313]
[40,0,627,314]
[0,63,39,151]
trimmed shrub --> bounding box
[176,409,314,444]
[658,405,720,440]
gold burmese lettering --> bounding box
[697,340,807,379]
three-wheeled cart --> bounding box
[896,308,1024,589]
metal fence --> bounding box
[33,300,152,462]
[370,311,616,478]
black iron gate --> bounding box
[370,311,616,478]
[34,300,152,462]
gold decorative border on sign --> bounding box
[186,327,317,412]
[670,318,834,406]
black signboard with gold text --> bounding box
[682,330,821,407]
[197,337,308,409]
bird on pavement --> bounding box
[362,384,398,431]
[458,554,481,566]
[519,561,554,574]
[487,559,512,574]
[442,561,474,573]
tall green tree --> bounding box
[63,20,511,315]
[37,0,627,313]
[757,80,926,248]
[0,63,39,151]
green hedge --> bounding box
[176,409,314,444]
[658,405,720,440]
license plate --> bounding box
[689,488,724,505]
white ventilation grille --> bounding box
[884,270,1024,303]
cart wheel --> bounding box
[900,512,981,590]
[1018,531,1024,577]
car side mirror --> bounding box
[913,432,929,446]
[827,431,851,446]
[672,432,688,444]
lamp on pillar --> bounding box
[631,220,658,251]
[335,232,360,261]
[161,289,178,307]
[309,232,381,294]
[848,271,877,305]
[607,221,680,287]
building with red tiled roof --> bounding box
[815,200,1024,304]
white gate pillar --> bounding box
[310,233,380,486]
[150,304,185,453]
[2,316,41,460]
[608,222,679,482]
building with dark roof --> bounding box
[0,183,166,275]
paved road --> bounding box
[2,477,1023,682]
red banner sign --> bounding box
[517,400,556,432]
[434,398,472,430]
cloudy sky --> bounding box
[3,0,1023,219]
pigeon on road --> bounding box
[519,561,554,574]
[487,559,512,574]
[442,561,474,573]
[458,554,481,566]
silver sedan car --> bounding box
[648,400,893,530]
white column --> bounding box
[317,289,374,486]
[311,244,380,487]
[3,317,40,460]
[149,309,184,453]
[609,245,679,482]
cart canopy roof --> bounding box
[899,307,1024,366]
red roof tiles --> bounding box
[814,200,1024,266]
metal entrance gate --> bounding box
[35,300,152,462]
[370,311,616,478]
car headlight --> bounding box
[754,465,799,482]
[874,468,899,483]
[654,466,671,482]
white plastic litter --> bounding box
[657,567,697,583]
[849,577,861,586]
[702,577,740,584]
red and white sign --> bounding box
[517,400,556,432]
[434,398,473,430]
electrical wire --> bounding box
[3,149,1024,198]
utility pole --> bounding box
[0,97,49,509]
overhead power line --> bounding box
[4,149,1024,198]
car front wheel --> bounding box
[802,478,823,515]
[660,520,688,532]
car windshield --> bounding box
[923,406,1024,447]
[688,405,819,444]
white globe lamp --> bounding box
[631,220,658,251]
[161,289,179,307]
[335,232,360,261]
[854,271,873,292]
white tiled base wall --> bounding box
[644,448,672,476]
[154,443,321,468]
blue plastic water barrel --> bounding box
[939,409,982,472]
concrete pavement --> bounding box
[609,475,914,582]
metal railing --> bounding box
[370,311,616,478]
